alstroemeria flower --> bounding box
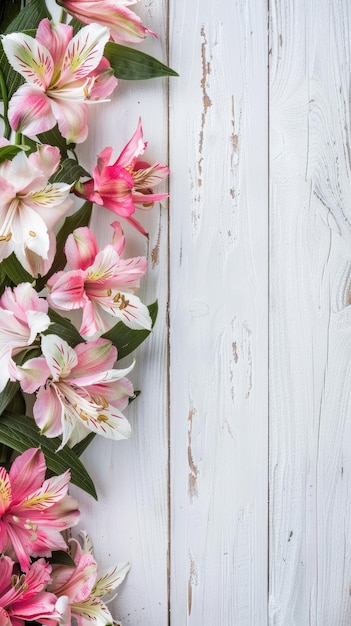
[47,223,151,336]
[75,118,169,235]
[13,334,134,449]
[0,283,50,393]
[2,19,117,143]
[49,531,129,626]
[0,143,72,275]
[0,555,66,626]
[0,448,79,572]
[58,0,157,44]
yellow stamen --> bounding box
[97,414,109,423]
[29,230,36,237]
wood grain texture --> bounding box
[169,1,268,623]
[269,1,351,623]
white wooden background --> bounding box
[47,0,351,623]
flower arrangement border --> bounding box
[0,0,174,623]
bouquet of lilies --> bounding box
[0,0,173,623]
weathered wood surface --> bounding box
[46,0,351,623]
[269,1,351,624]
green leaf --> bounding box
[4,0,51,33]
[0,381,20,416]
[0,144,29,162]
[36,201,92,291]
[0,413,97,499]
[50,158,90,184]
[45,309,83,348]
[48,551,76,567]
[37,125,74,160]
[102,301,158,359]
[72,432,96,457]
[0,0,21,32]
[104,42,179,80]
[1,253,33,285]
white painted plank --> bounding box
[169,1,268,623]
[269,1,351,623]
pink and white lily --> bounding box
[75,118,169,235]
[0,143,72,275]
[0,555,66,626]
[58,0,157,44]
[47,223,151,336]
[0,283,50,393]
[0,448,79,572]
[48,531,129,626]
[13,334,134,449]
[2,19,117,143]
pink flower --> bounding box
[47,223,151,335]
[2,19,117,143]
[58,0,157,44]
[13,334,134,449]
[0,143,73,274]
[0,283,50,393]
[48,531,129,626]
[0,448,79,572]
[0,555,65,626]
[75,118,169,234]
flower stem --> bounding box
[14,131,22,146]
[58,8,68,23]
[0,69,11,140]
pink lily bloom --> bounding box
[58,0,157,44]
[0,448,79,572]
[13,334,134,449]
[0,555,66,626]
[0,143,73,275]
[75,118,169,235]
[2,19,117,143]
[48,531,129,626]
[0,283,50,393]
[47,223,151,336]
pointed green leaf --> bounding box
[48,551,76,567]
[4,0,51,34]
[0,144,29,162]
[37,125,74,160]
[0,413,97,499]
[104,42,179,80]
[44,309,84,348]
[102,301,158,359]
[1,253,33,285]
[72,432,96,457]
[0,381,20,416]
[36,201,93,291]
[0,0,21,32]
[50,158,90,184]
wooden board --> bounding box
[269,1,351,623]
[168,0,269,623]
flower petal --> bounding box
[41,334,78,381]
[47,270,88,311]
[65,227,99,270]
[33,385,64,437]
[2,31,54,88]
[93,562,130,597]
[9,448,46,506]
[14,356,50,394]
[116,118,146,168]
[59,23,110,83]
[50,98,89,144]
[71,339,117,383]
[8,83,56,136]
